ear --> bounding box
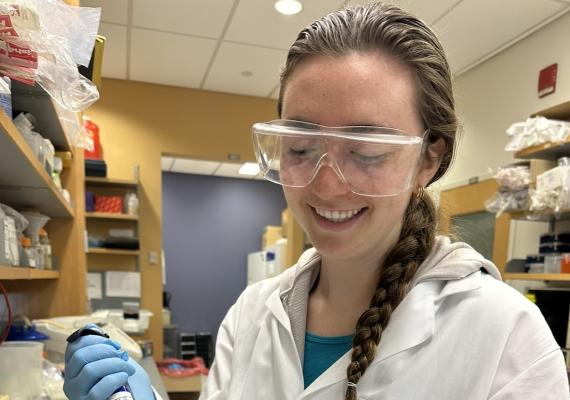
[415,137,446,188]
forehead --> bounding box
[281,52,423,134]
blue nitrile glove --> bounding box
[64,324,155,400]
[125,356,155,400]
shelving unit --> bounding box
[87,248,140,256]
[507,209,570,222]
[0,265,60,280]
[504,273,570,282]
[0,110,74,218]
[11,81,73,151]
[504,100,570,281]
[85,177,139,189]
[86,212,139,221]
[0,84,87,318]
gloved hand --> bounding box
[64,324,155,400]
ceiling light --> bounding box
[238,163,260,176]
[274,0,302,15]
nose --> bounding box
[309,162,352,198]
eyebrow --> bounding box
[287,116,397,130]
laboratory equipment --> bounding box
[0,341,43,399]
[0,205,18,266]
[67,325,134,400]
[33,314,143,363]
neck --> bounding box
[315,251,386,309]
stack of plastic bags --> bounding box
[485,165,530,218]
[0,0,101,112]
[505,116,570,152]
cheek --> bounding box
[371,193,411,221]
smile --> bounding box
[313,207,366,223]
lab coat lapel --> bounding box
[300,281,441,398]
[265,289,293,331]
[373,279,440,364]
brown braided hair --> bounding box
[277,3,457,399]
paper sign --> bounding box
[87,273,103,299]
[105,271,141,298]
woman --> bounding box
[64,3,569,400]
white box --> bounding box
[536,166,570,192]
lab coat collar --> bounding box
[267,236,501,396]
[300,270,488,397]
[301,278,442,397]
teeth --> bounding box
[315,207,363,223]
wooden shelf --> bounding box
[531,100,570,121]
[86,177,139,189]
[515,100,570,160]
[87,248,140,256]
[0,110,74,218]
[11,81,73,151]
[504,273,570,281]
[515,139,570,161]
[86,212,139,221]
[507,209,570,221]
[0,265,60,280]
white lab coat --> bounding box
[200,237,569,399]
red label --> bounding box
[538,63,557,98]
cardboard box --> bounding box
[262,225,283,250]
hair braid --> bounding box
[346,193,437,400]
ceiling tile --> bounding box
[132,0,236,38]
[203,43,287,97]
[171,159,221,175]
[434,0,567,73]
[130,28,217,88]
[225,0,346,50]
[81,0,128,25]
[215,163,264,180]
[161,157,175,171]
[98,23,128,79]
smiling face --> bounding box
[280,51,428,263]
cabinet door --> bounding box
[439,179,510,273]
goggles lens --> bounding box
[252,120,426,197]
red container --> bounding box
[94,196,123,214]
[84,117,103,160]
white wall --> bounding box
[439,10,570,189]
[434,11,570,293]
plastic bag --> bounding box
[505,116,570,152]
[485,165,530,217]
[0,0,101,111]
[42,358,66,400]
[493,165,530,191]
[157,358,209,378]
[485,188,529,218]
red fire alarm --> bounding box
[538,63,557,98]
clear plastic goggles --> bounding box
[252,120,427,197]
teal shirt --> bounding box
[303,332,353,389]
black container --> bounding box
[539,242,556,254]
[540,233,556,244]
[557,232,570,243]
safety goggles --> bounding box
[252,120,427,197]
